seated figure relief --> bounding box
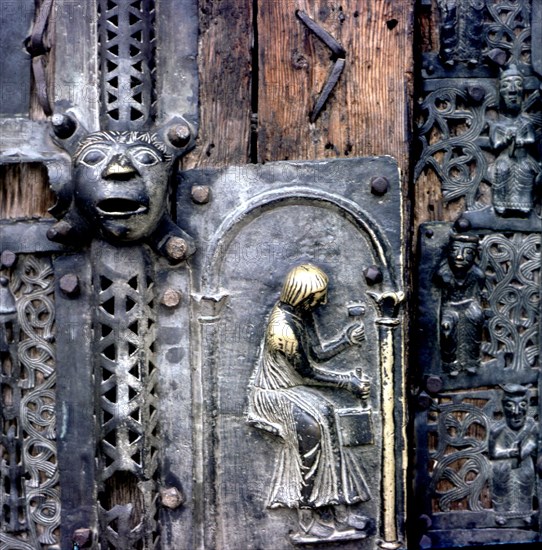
[488,65,541,216]
[247,264,373,543]
[435,233,485,376]
[488,384,538,526]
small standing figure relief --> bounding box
[436,233,485,376]
[247,264,373,543]
[488,384,538,526]
[488,65,541,216]
[437,0,485,66]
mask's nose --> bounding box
[102,154,139,180]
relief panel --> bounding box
[178,157,405,549]
[414,221,542,547]
[413,3,542,545]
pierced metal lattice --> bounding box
[98,0,156,130]
[93,244,160,548]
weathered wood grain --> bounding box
[412,1,463,231]
[257,0,414,178]
[183,0,254,169]
[1,0,56,220]
[0,163,55,220]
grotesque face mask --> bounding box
[73,131,174,242]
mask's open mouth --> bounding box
[97,198,148,217]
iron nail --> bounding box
[363,265,383,285]
[165,237,188,262]
[371,176,389,196]
[51,113,77,139]
[417,391,433,411]
[160,486,184,509]
[0,250,17,268]
[167,124,192,148]
[191,185,211,205]
[467,85,486,103]
[161,288,182,308]
[425,375,443,395]
[72,527,92,547]
[487,48,507,66]
[59,274,80,297]
[454,217,471,232]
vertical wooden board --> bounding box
[0,0,34,117]
[183,0,253,169]
[0,163,55,219]
[257,0,414,175]
[0,0,59,220]
[53,0,99,131]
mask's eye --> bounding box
[132,148,161,166]
[79,148,107,167]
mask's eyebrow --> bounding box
[129,144,165,158]
[74,142,111,162]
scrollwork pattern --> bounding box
[480,233,540,371]
[416,1,542,211]
[415,86,494,207]
[1,256,59,548]
[485,1,532,68]
[430,404,490,512]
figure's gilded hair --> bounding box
[279,264,328,307]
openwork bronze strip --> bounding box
[93,243,160,549]
[97,0,156,130]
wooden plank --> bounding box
[183,0,253,169]
[257,0,414,177]
[53,0,99,131]
[0,163,55,220]
[0,0,34,116]
[0,0,59,220]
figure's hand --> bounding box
[509,442,520,458]
[348,372,370,400]
[346,323,365,345]
[520,438,536,460]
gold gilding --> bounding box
[279,264,328,308]
[266,305,298,357]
